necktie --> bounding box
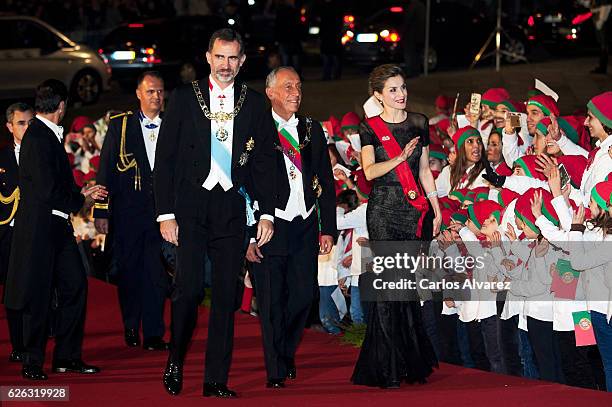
[586,147,600,170]
[139,111,160,129]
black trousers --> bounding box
[21,217,87,367]
[527,317,564,384]
[555,330,606,390]
[251,214,319,381]
[114,219,166,339]
[1,227,24,353]
[170,186,246,384]
[500,315,523,377]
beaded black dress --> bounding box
[351,113,437,387]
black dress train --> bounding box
[351,113,438,388]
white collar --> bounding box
[36,115,63,141]
[272,109,298,127]
[596,134,612,149]
[208,75,234,97]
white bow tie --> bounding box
[279,117,299,130]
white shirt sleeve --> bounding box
[550,195,573,231]
[557,134,588,158]
[260,214,275,223]
[504,175,549,194]
[502,130,521,167]
[337,204,367,230]
[157,214,175,222]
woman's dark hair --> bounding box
[368,64,406,96]
[35,79,68,114]
[588,210,612,235]
[337,189,359,212]
[450,137,486,190]
[208,28,245,56]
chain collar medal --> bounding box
[192,80,248,142]
[274,117,313,179]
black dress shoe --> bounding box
[9,350,24,363]
[203,382,237,398]
[125,328,140,347]
[52,359,100,374]
[143,336,169,351]
[286,358,296,380]
[163,360,183,396]
[22,365,48,380]
[266,379,285,389]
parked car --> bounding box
[524,1,597,52]
[342,1,529,71]
[0,16,111,104]
[100,15,270,89]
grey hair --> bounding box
[265,66,298,88]
[5,102,32,123]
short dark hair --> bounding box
[337,189,359,211]
[35,79,68,114]
[136,70,164,88]
[368,64,406,96]
[81,124,96,135]
[5,102,32,123]
[208,28,244,56]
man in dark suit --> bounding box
[94,71,169,351]
[246,66,336,388]
[4,79,106,380]
[154,29,277,398]
[1,102,33,363]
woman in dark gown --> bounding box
[351,64,441,388]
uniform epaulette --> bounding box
[110,111,133,120]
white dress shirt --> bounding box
[579,135,612,206]
[272,109,315,222]
[36,115,69,219]
[202,76,234,191]
[158,78,274,225]
[139,112,161,170]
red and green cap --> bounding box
[514,188,559,232]
[482,88,510,108]
[587,92,612,129]
[452,126,480,149]
[497,188,519,207]
[340,112,361,132]
[435,95,452,110]
[539,188,560,226]
[527,88,545,99]
[498,99,525,113]
[468,200,503,229]
[536,117,552,136]
[439,208,453,231]
[329,115,341,140]
[429,143,448,161]
[527,95,560,117]
[557,116,583,145]
[451,209,468,225]
[556,155,587,188]
[513,155,547,181]
[591,181,612,211]
[439,196,460,211]
[471,186,491,202]
[449,189,468,202]
[463,190,477,204]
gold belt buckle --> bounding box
[407,190,417,200]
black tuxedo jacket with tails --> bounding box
[153,79,277,221]
[5,118,84,309]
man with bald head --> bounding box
[246,66,336,388]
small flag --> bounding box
[551,259,580,300]
[572,311,597,347]
[535,79,559,102]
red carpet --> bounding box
[1,278,610,406]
